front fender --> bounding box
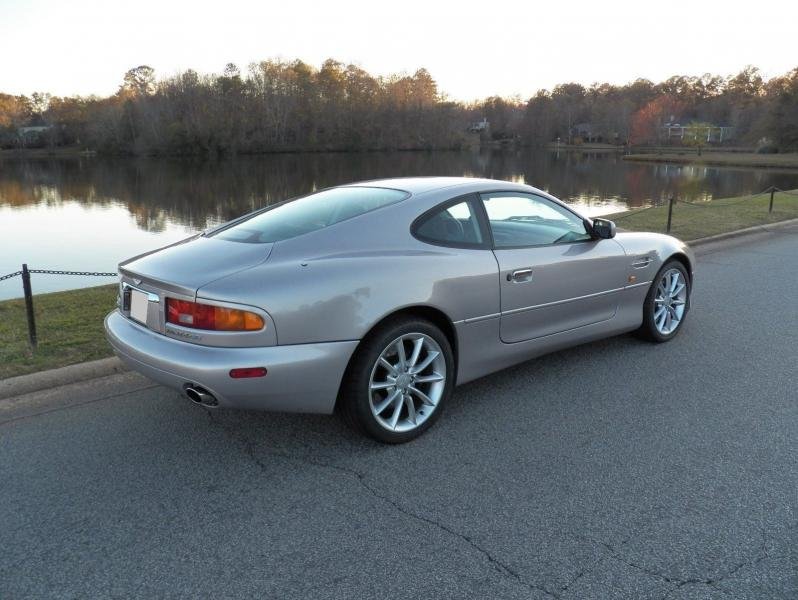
[614,232,695,284]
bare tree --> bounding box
[121,66,156,97]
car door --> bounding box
[480,191,629,343]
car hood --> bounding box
[119,235,273,297]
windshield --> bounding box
[212,186,408,243]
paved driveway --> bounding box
[2,226,797,599]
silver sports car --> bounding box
[105,177,694,442]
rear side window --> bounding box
[213,186,408,243]
[414,200,483,247]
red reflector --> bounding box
[229,367,268,379]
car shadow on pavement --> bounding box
[197,330,652,458]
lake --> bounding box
[2,148,798,299]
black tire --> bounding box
[636,259,691,343]
[338,317,455,443]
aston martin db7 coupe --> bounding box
[106,177,694,442]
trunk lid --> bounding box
[120,235,273,297]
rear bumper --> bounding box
[104,310,358,413]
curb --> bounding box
[686,217,798,247]
[2,217,796,400]
[0,357,127,401]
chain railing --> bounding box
[613,186,797,233]
[27,269,118,277]
[0,268,117,282]
[0,270,22,282]
[1,264,118,348]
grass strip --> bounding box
[607,190,798,240]
[0,284,117,380]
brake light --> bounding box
[229,367,268,378]
[166,298,264,331]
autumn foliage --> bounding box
[1,61,798,154]
[630,96,686,144]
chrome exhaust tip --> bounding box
[184,385,218,407]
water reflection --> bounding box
[3,150,798,227]
[2,149,797,298]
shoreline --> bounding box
[0,147,98,159]
[0,145,482,160]
[6,145,796,171]
[622,151,798,170]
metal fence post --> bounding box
[21,263,37,348]
[666,195,675,233]
[769,187,776,213]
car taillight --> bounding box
[166,298,264,331]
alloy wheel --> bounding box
[654,268,688,335]
[368,333,447,433]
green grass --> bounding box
[0,284,117,380]
[607,190,798,241]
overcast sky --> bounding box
[1,0,795,101]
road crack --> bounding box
[555,534,631,596]
[205,412,795,600]
[206,411,558,599]
[607,526,788,600]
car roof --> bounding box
[346,176,530,196]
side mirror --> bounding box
[590,218,616,239]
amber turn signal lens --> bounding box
[166,298,264,331]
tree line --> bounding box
[1,60,796,155]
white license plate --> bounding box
[129,289,150,324]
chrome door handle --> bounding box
[507,268,533,282]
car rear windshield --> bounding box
[212,186,409,243]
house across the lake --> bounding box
[568,122,622,144]
[17,125,52,145]
[661,122,735,143]
[571,122,599,143]
[469,118,488,132]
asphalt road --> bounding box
[2,226,797,600]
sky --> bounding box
[1,0,796,101]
